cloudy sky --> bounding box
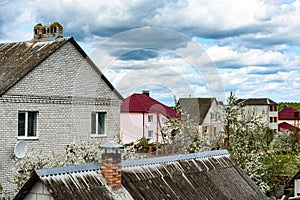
[1,0,299,105]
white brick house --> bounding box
[0,22,123,192]
[236,98,278,131]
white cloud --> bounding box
[1,0,300,103]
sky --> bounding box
[0,0,300,105]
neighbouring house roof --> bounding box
[15,150,269,200]
[289,170,300,185]
[278,122,300,132]
[0,37,123,99]
[121,93,179,118]
[279,107,300,120]
[236,98,278,106]
[178,98,218,125]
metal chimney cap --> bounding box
[99,141,124,150]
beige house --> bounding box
[179,98,224,142]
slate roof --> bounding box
[236,98,277,106]
[279,107,300,120]
[0,37,123,99]
[178,98,217,125]
[15,150,269,200]
[121,93,179,118]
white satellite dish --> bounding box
[14,141,27,159]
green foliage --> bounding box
[278,102,300,111]
[223,92,300,195]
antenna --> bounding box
[14,141,27,159]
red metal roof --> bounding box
[121,93,179,119]
[278,107,300,120]
[278,122,300,131]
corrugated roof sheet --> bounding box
[15,150,269,200]
[122,152,269,200]
[121,93,179,119]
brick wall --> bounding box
[0,40,122,192]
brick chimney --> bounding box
[99,141,124,188]
[33,22,63,41]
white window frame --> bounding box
[148,115,154,123]
[148,130,154,138]
[91,112,106,137]
[18,111,38,139]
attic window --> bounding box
[34,29,38,35]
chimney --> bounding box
[33,22,63,41]
[99,141,124,188]
[142,90,150,96]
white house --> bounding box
[0,22,123,192]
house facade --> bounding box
[120,91,179,144]
[0,22,122,192]
[237,98,278,131]
[178,98,224,142]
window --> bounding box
[148,130,154,138]
[91,112,106,135]
[18,112,37,137]
[148,115,153,123]
[204,126,208,133]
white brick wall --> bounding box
[0,40,122,193]
[23,181,54,200]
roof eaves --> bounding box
[13,171,40,200]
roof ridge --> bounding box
[35,162,101,177]
[122,149,229,167]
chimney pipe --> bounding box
[142,90,150,96]
[99,141,124,188]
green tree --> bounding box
[161,97,202,153]
[222,92,300,195]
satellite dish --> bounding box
[14,141,27,159]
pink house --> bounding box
[120,91,179,144]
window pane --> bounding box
[91,113,96,134]
[28,112,37,136]
[148,115,153,122]
[98,113,105,135]
[18,113,25,136]
[148,130,153,138]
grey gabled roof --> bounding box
[15,150,269,200]
[0,37,123,99]
[121,150,269,200]
[236,98,278,106]
[178,98,217,125]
